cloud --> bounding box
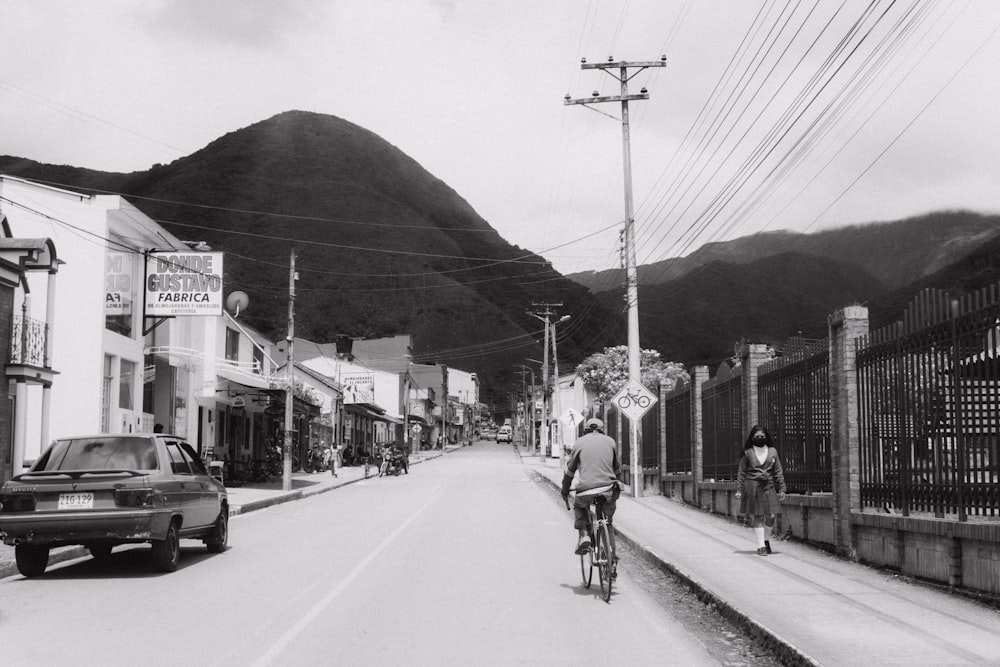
[140,0,325,51]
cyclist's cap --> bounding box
[586,418,604,430]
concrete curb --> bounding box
[227,450,447,516]
[1,451,447,580]
[532,468,820,667]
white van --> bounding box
[497,425,512,443]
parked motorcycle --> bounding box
[378,446,408,477]
[303,445,333,473]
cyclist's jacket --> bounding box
[561,431,621,496]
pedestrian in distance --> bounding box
[560,418,621,564]
[735,425,787,556]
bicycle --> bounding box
[616,388,651,410]
[565,485,617,602]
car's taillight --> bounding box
[115,489,156,508]
[0,494,36,512]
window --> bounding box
[119,359,135,410]
[39,437,159,471]
[225,328,239,362]
[165,441,191,475]
[253,345,264,375]
[105,249,135,337]
[180,441,208,475]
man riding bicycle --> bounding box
[560,418,621,560]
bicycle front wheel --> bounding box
[596,522,613,602]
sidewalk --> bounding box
[0,448,450,580]
[529,458,1000,666]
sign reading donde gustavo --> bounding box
[145,252,224,316]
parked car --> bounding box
[481,427,497,441]
[497,426,513,443]
[0,434,228,577]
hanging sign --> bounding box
[342,372,375,404]
[145,252,224,316]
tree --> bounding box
[576,345,689,401]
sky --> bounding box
[2,0,999,278]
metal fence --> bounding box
[758,339,832,494]
[640,400,659,468]
[10,314,48,367]
[857,286,1000,520]
[702,364,743,481]
[662,385,692,474]
[607,406,623,465]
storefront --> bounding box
[260,389,322,469]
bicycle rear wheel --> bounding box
[596,522,612,602]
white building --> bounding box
[0,176,286,477]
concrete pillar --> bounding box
[45,270,57,367]
[659,381,667,486]
[690,366,709,488]
[40,384,52,454]
[829,305,869,558]
[13,379,27,471]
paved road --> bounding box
[0,442,725,666]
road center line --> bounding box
[253,484,444,666]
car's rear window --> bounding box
[36,437,160,472]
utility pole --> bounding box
[440,363,448,448]
[283,248,297,491]
[515,364,536,452]
[528,302,562,459]
[565,56,665,496]
[551,315,570,463]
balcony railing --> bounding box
[10,314,49,368]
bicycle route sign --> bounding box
[611,379,658,422]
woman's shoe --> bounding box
[765,540,772,554]
[756,547,768,556]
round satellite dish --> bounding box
[225,291,249,317]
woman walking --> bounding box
[735,425,787,556]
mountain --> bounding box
[2,110,999,395]
[0,111,625,397]
[605,251,889,367]
[570,211,1000,293]
[867,230,1000,331]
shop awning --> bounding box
[216,364,271,389]
[345,402,402,424]
[260,388,322,418]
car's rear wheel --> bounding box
[15,544,50,578]
[151,520,181,572]
[206,509,228,554]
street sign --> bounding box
[411,424,422,435]
[611,379,657,421]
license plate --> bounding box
[58,492,94,510]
